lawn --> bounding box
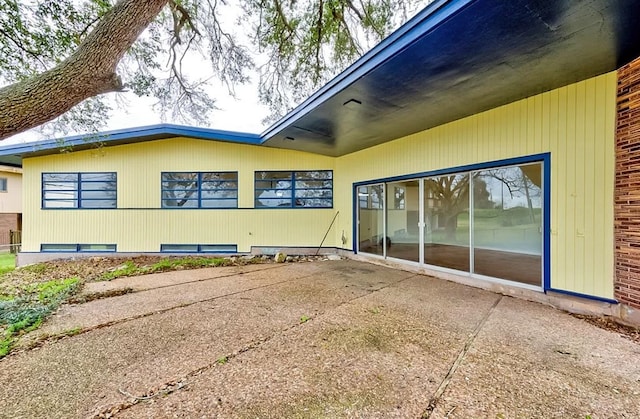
[0,253,15,275]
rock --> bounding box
[285,256,294,262]
[274,252,287,263]
[327,254,342,261]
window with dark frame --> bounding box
[161,172,238,208]
[254,171,333,208]
[42,172,117,208]
[0,177,7,192]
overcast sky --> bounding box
[3,72,270,146]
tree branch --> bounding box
[0,0,170,141]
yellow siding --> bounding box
[21,73,617,300]
[334,72,617,299]
[22,139,337,252]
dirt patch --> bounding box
[572,314,640,345]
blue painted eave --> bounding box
[2,0,640,164]
[0,124,262,166]
[262,0,640,156]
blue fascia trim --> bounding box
[352,184,358,254]
[542,154,552,291]
[546,287,618,305]
[261,0,475,139]
[0,123,262,161]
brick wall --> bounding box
[0,213,18,246]
[615,57,640,309]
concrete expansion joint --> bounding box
[91,270,418,417]
[421,295,503,418]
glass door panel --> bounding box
[423,173,470,271]
[357,184,385,256]
[472,163,543,286]
[386,180,420,262]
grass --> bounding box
[0,277,80,358]
[0,253,15,275]
[100,256,229,281]
[0,255,260,358]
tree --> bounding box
[0,0,429,141]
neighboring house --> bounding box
[0,165,22,251]
[1,0,640,324]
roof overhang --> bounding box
[1,0,639,165]
[0,124,261,167]
[262,0,640,156]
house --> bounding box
[0,165,22,252]
[1,0,640,324]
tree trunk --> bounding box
[0,0,170,141]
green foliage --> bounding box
[0,253,15,275]
[0,0,429,134]
[216,356,228,365]
[300,315,311,324]
[100,257,228,281]
[0,277,80,358]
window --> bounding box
[41,244,116,252]
[0,177,7,192]
[162,172,238,208]
[42,173,117,208]
[160,244,237,253]
[254,171,333,208]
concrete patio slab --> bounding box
[0,260,638,418]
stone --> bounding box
[327,254,342,261]
[274,252,287,263]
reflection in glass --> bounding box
[472,164,542,285]
[385,180,420,262]
[423,173,470,271]
[358,184,385,256]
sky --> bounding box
[1,0,432,147]
[3,71,270,146]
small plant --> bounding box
[61,327,82,337]
[300,315,311,324]
[0,277,80,359]
[101,261,138,280]
[216,356,228,365]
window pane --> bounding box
[43,190,77,200]
[295,180,332,189]
[41,244,78,252]
[81,173,116,182]
[295,199,332,208]
[161,244,198,252]
[385,181,419,262]
[201,199,237,208]
[424,173,470,271]
[43,181,77,191]
[81,181,116,191]
[200,244,237,252]
[81,199,117,208]
[201,189,238,199]
[472,164,542,285]
[79,244,116,252]
[82,190,116,200]
[43,199,77,208]
[358,185,385,256]
[295,171,332,180]
[43,173,77,182]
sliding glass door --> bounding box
[472,164,542,285]
[357,184,385,257]
[356,160,544,288]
